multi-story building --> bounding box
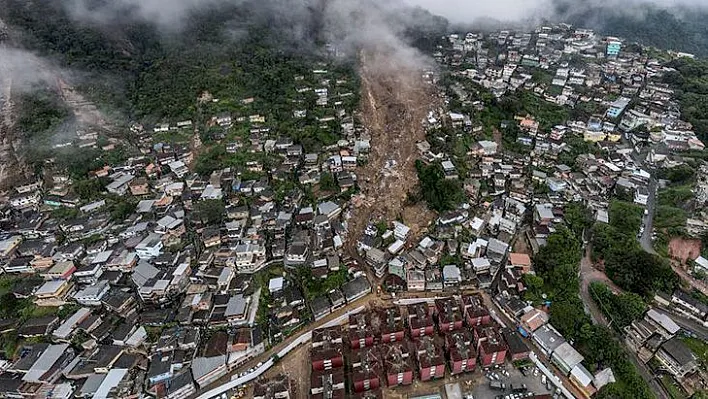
[380,341,414,387]
[350,347,382,393]
[502,328,530,362]
[415,336,445,381]
[654,337,699,380]
[378,307,405,343]
[446,330,477,375]
[311,342,344,371]
[311,368,346,398]
[473,325,508,368]
[349,313,376,349]
[462,294,491,327]
[435,298,464,332]
[407,303,435,339]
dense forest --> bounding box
[0,0,447,123]
[1,0,326,121]
[592,201,679,297]
[661,58,708,143]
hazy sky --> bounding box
[405,0,708,24]
[404,0,550,23]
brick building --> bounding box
[349,313,376,349]
[378,307,405,343]
[502,328,530,362]
[474,325,508,368]
[350,347,382,393]
[446,329,477,374]
[435,298,464,332]
[407,303,435,339]
[462,294,491,327]
[415,336,445,381]
[311,342,344,371]
[380,341,415,387]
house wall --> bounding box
[349,337,374,349]
[509,351,530,362]
[439,320,464,332]
[353,377,380,392]
[451,358,476,374]
[381,331,405,343]
[419,364,445,381]
[466,314,491,326]
[479,349,506,368]
[386,371,413,386]
[410,326,434,339]
[311,356,344,371]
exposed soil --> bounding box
[347,49,436,255]
[492,127,503,150]
[668,237,702,264]
[57,79,117,136]
[0,40,27,191]
[259,342,309,399]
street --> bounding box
[193,292,374,396]
[639,177,657,254]
[626,144,658,254]
[655,306,708,341]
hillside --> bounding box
[553,1,708,56]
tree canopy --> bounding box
[414,160,464,213]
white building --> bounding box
[136,233,164,259]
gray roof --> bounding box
[53,308,91,339]
[191,355,226,381]
[93,368,128,399]
[342,276,371,300]
[552,342,584,368]
[23,344,70,382]
[225,295,247,317]
[79,373,106,396]
[593,368,616,389]
[168,371,195,394]
[535,203,555,220]
[132,261,160,287]
[487,237,509,254]
[310,296,330,314]
[442,265,461,281]
[317,201,340,216]
[661,337,697,366]
[533,325,566,354]
[646,309,680,335]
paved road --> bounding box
[640,177,657,254]
[655,306,708,341]
[193,292,374,396]
[483,294,584,399]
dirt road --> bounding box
[579,249,623,327]
[580,248,670,399]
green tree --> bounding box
[415,160,464,212]
[522,274,545,305]
[110,199,137,222]
[319,172,338,192]
[194,199,225,225]
[73,179,105,200]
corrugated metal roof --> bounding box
[93,368,128,399]
[22,344,70,382]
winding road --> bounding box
[579,247,670,399]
